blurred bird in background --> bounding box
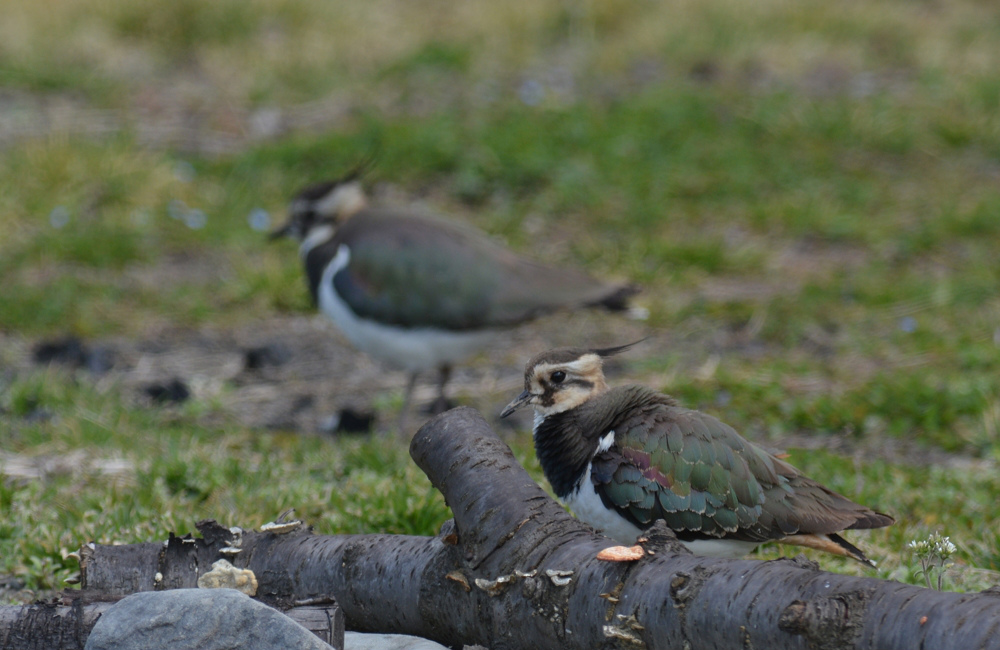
[271,168,639,427]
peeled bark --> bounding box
[4,407,1000,649]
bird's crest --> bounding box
[590,339,646,359]
[342,144,380,183]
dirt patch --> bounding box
[4,304,990,472]
[4,308,649,435]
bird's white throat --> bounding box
[299,224,335,259]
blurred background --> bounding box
[2,0,999,602]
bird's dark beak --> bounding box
[500,390,532,418]
[268,219,295,241]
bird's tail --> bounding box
[591,284,641,312]
[779,532,878,568]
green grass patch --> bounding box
[0,371,451,597]
[2,371,997,600]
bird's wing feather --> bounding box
[591,402,892,542]
[325,212,499,329]
[326,210,631,330]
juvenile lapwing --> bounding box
[270,174,638,420]
[501,344,893,565]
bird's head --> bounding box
[270,147,378,246]
[500,342,641,418]
[269,174,369,246]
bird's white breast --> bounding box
[679,537,757,558]
[299,225,335,259]
[317,245,498,371]
[564,463,645,545]
[561,429,644,544]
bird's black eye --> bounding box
[550,370,566,384]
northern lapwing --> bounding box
[500,344,894,565]
[270,174,638,421]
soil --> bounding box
[2,308,649,436]
[5,305,992,474]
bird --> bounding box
[270,171,638,421]
[500,344,894,566]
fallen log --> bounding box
[4,407,1000,649]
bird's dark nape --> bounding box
[591,339,646,359]
[292,179,339,202]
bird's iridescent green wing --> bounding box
[591,404,885,542]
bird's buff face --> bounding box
[500,352,608,418]
[269,179,368,246]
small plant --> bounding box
[907,532,957,591]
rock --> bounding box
[343,632,449,650]
[143,378,190,404]
[32,337,116,373]
[335,407,376,433]
[32,337,88,367]
[243,344,292,370]
[319,407,376,435]
[84,589,335,650]
[0,575,25,591]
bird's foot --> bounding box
[423,396,457,416]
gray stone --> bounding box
[85,588,334,650]
[343,632,449,650]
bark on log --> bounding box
[6,407,1000,649]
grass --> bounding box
[2,370,997,600]
[1,371,452,591]
[3,0,1000,602]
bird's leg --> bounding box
[427,364,453,415]
[396,372,419,435]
